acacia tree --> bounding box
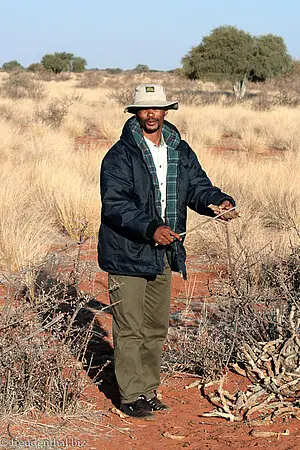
[250,34,291,81]
[2,60,23,73]
[69,56,87,73]
[182,26,291,98]
[134,64,150,73]
[41,52,86,73]
[27,63,44,73]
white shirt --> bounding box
[144,135,168,219]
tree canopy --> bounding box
[69,56,87,73]
[182,26,292,97]
[250,34,291,82]
[41,52,87,73]
[27,63,44,73]
[2,60,23,73]
[134,64,150,73]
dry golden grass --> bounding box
[0,72,299,273]
[185,149,300,263]
[35,160,100,239]
[170,104,300,153]
[0,162,59,272]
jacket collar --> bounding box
[120,116,181,152]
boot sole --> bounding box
[122,411,156,420]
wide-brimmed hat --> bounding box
[124,84,178,113]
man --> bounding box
[98,84,236,419]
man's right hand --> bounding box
[153,226,181,246]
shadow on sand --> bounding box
[34,273,121,409]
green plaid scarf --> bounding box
[129,116,180,231]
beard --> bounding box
[139,117,160,133]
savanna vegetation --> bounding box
[182,26,292,98]
[0,67,299,426]
[0,69,299,273]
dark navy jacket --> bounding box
[98,117,235,278]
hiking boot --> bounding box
[146,394,170,411]
[121,395,155,419]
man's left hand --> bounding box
[219,200,238,221]
[209,200,239,221]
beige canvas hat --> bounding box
[124,84,178,113]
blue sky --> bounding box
[0,0,299,70]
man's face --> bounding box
[136,108,167,134]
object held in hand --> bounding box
[178,205,239,239]
[208,204,240,220]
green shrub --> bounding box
[27,63,44,73]
[105,67,123,74]
[133,64,150,73]
[2,60,23,73]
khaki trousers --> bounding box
[108,259,171,404]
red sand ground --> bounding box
[1,239,299,448]
[55,240,300,449]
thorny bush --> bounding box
[1,73,46,100]
[35,96,73,128]
[76,71,104,89]
[162,233,300,382]
[0,264,106,416]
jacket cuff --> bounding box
[218,196,236,207]
[146,220,161,239]
[210,193,236,208]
